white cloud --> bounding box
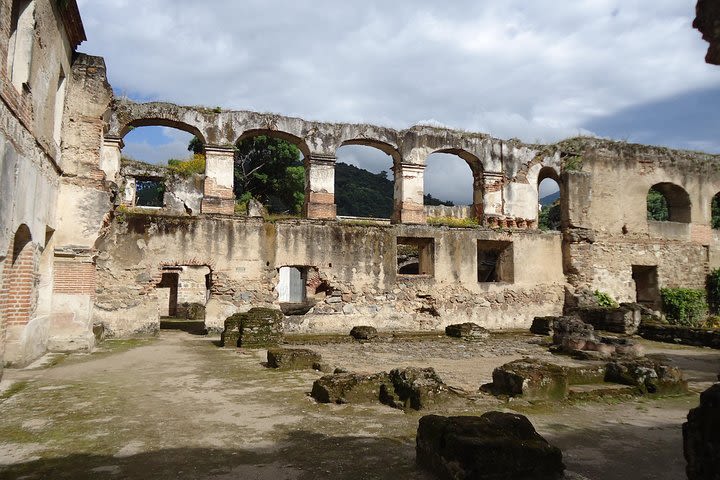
[77,1,718,200]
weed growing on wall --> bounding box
[593,290,618,308]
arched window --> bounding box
[647,183,691,223]
[335,143,396,219]
[234,131,306,216]
[711,192,720,229]
[120,126,203,209]
[424,151,477,224]
[538,167,561,231]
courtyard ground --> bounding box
[0,330,717,479]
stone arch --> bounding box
[335,141,398,218]
[119,118,206,145]
[340,139,402,165]
[236,129,311,158]
[429,148,484,221]
[712,191,720,229]
[538,166,561,184]
[648,182,691,223]
[537,167,562,231]
[2,224,36,330]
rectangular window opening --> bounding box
[477,240,514,283]
[397,237,435,276]
[135,177,165,207]
[278,266,308,303]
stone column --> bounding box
[483,172,504,219]
[99,136,123,182]
[202,146,235,215]
[472,172,485,221]
[392,163,426,224]
[304,154,337,220]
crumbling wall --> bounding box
[561,138,720,302]
[93,214,565,336]
[0,0,88,368]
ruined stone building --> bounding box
[2,0,720,376]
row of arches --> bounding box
[117,123,560,225]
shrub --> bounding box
[593,290,618,308]
[706,268,720,314]
[660,288,708,327]
[168,154,206,176]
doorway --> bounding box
[632,265,661,310]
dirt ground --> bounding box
[0,330,717,480]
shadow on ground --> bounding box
[0,430,432,480]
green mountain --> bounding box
[539,191,560,206]
[335,162,453,218]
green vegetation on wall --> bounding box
[660,287,708,327]
[593,290,619,308]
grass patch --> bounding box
[426,216,479,228]
[0,381,29,402]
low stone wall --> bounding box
[424,205,474,219]
[638,322,720,349]
[93,213,565,337]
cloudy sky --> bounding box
[77,0,719,204]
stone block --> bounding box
[605,359,687,395]
[266,347,322,370]
[416,412,565,480]
[220,308,284,349]
[350,325,378,340]
[568,305,641,335]
[311,372,392,404]
[240,308,284,348]
[385,367,452,410]
[220,314,242,348]
[684,383,720,479]
[531,316,557,336]
[445,322,490,340]
[490,359,570,400]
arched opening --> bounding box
[335,142,397,219]
[647,183,691,223]
[2,225,36,329]
[424,150,477,224]
[120,125,206,209]
[234,131,307,216]
[711,192,720,229]
[538,167,561,231]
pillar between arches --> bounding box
[202,146,235,215]
[304,154,337,220]
[392,163,426,225]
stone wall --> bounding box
[561,138,720,304]
[93,214,565,336]
[0,0,88,369]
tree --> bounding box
[539,200,561,231]
[234,135,304,214]
[188,137,204,155]
[647,188,669,221]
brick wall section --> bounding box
[0,236,39,328]
[201,178,234,214]
[53,260,97,297]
